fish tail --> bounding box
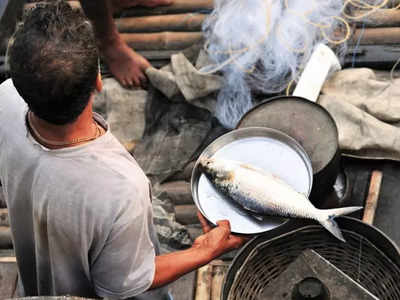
[317,206,363,242]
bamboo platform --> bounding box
[169,259,230,300]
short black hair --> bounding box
[8,0,99,125]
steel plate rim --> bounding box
[191,126,314,234]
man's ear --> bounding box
[95,72,103,92]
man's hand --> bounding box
[151,211,248,289]
[193,211,248,260]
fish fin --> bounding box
[317,206,363,242]
[319,217,345,242]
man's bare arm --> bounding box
[151,216,247,288]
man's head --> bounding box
[8,0,99,125]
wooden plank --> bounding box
[0,261,18,299]
[363,170,383,225]
[116,13,206,33]
[195,264,212,300]
[120,0,213,17]
[121,32,203,51]
[195,260,230,300]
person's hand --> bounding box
[192,211,248,260]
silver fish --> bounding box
[199,157,362,242]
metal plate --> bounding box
[191,127,313,234]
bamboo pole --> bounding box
[121,31,203,50]
[195,264,212,300]
[0,256,16,263]
[116,13,206,33]
[352,9,400,27]
[120,0,213,17]
[362,170,383,225]
[210,262,228,300]
[349,27,400,44]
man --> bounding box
[79,0,171,88]
[0,2,246,298]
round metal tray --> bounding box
[191,127,314,234]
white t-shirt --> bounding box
[0,79,164,299]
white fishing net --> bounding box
[201,0,389,128]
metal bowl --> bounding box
[191,127,313,234]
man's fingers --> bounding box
[197,211,212,233]
[216,220,231,231]
[227,235,248,249]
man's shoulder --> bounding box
[0,79,25,108]
[36,150,150,208]
[0,79,27,126]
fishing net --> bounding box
[201,0,395,128]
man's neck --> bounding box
[28,97,99,148]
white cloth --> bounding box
[0,79,164,299]
[319,68,400,161]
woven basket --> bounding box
[222,217,400,300]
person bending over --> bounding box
[0,2,246,299]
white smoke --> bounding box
[201,0,348,128]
